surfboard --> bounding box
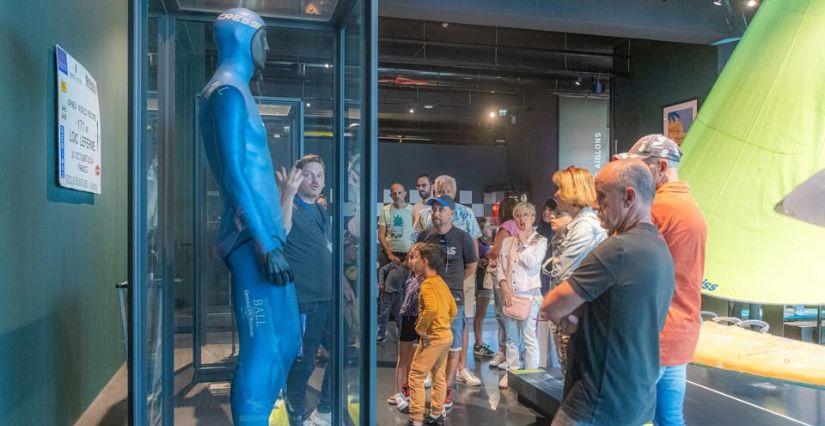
[694,321,825,387]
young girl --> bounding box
[388,257,423,410]
[472,218,495,358]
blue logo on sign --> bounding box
[59,125,65,178]
[57,47,68,75]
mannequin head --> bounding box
[214,8,268,79]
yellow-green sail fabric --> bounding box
[680,0,825,304]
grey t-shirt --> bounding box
[561,223,674,426]
[417,226,477,302]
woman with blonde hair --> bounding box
[542,166,607,372]
[496,202,547,389]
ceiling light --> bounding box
[324,63,331,69]
[574,75,583,87]
[305,102,311,108]
[746,0,757,7]
[488,111,496,119]
[409,108,415,114]
[713,0,723,5]
[424,104,434,109]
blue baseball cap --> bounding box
[427,195,456,210]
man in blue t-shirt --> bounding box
[277,154,337,426]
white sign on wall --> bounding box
[56,45,102,193]
[558,97,610,175]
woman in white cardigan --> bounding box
[496,202,547,389]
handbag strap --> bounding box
[504,236,518,292]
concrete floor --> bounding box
[80,318,543,425]
[375,318,544,426]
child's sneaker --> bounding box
[387,392,407,405]
[443,388,454,409]
[473,343,495,357]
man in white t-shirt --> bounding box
[379,182,414,267]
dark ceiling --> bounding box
[150,0,758,146]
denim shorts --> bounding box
[449,299,465,352]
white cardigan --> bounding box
[496,231,548,295]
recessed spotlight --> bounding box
[574,75,583,86]
[409,108,415,114]
[306,102,311,108]
[324,63,331,69]
[488,111,496,119]
[746,0,757,7]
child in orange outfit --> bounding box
[404,243,457,426]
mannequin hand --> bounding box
[276,166,304,197]
[264,247,293,285]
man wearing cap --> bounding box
[615,134,707,426]
[540,159,674,426]
[417,195,478,409]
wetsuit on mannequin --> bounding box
[197,8,300,425]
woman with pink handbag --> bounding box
[495,202,547,389]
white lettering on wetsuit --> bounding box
[243,290,267,338]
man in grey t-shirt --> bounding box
[540,160,675,426]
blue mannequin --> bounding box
[197,8,300,425]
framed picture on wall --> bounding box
[662,98,698,146]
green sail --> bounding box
[680,0,825,304]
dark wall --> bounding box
[378,143,509,203]
[613,40,719,152]
[506,92,560,205]
[378,92,559,207]
[0,1,128,424]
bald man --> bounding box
[540,160,675,426]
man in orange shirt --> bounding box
[615,134,707,426]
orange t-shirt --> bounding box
[651,182,707,366]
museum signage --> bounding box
[55,45,102,194]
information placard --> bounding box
[56,45,101,193]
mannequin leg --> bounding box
[227,242,301,425]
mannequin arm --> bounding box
[211,86,276,254]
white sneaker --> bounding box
[496,361,509,370]
[489,352,506,367]
[303,409,331,426]
[499,374,509,389]
[456,368,482,386]
[395,395,410,413]
[424,374,433,388]
[387,392,406,405]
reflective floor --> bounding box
[375,318,545,426]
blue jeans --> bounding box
[449,298,465,352]
[286,302,333,424]
[377,290,402,339]
[655,364,687,426]
[502,295,541,370]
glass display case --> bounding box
[130,0,377,424]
